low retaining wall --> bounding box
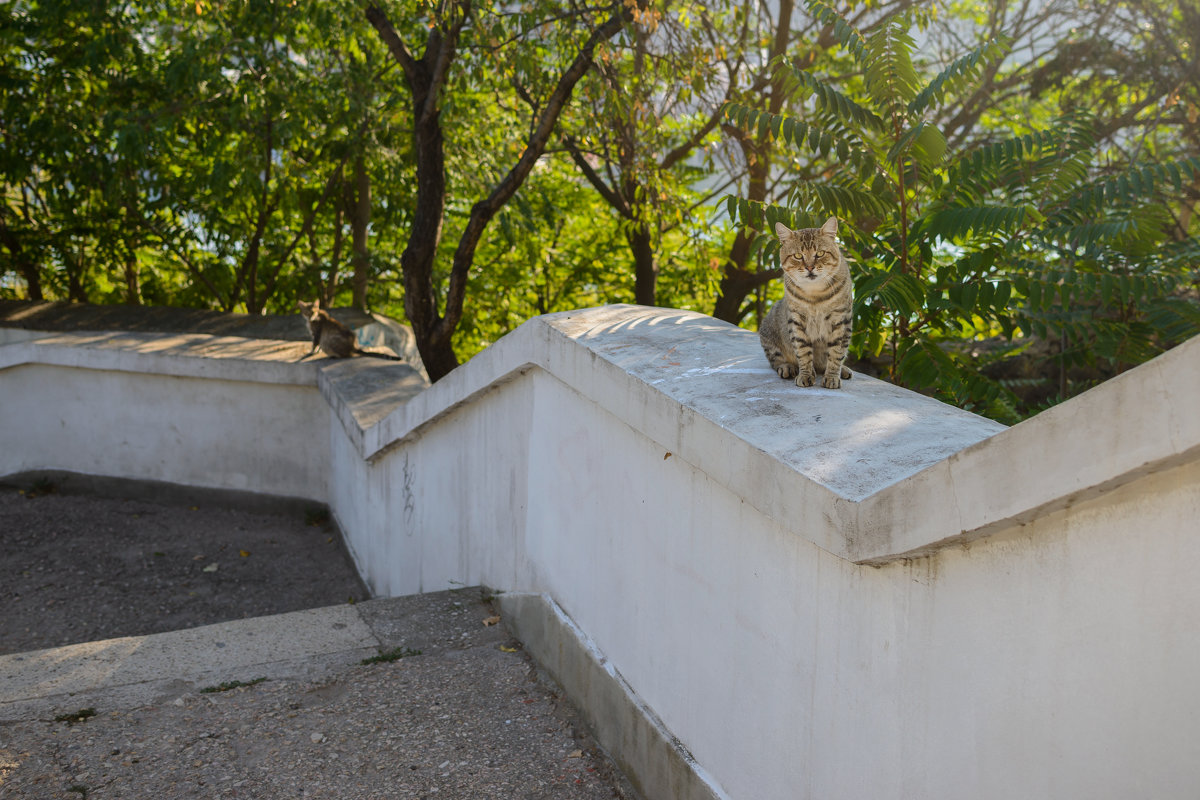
[3,306,1198,800]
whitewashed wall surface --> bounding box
[3,306,1198,800]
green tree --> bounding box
[1026,0,1200,237]
[364,0,644,381]
[558,1,739,307]
[148,0,374,313]
[1,0,170,304]
[708,0,919,325]
[723,1,1200,420]
[0,0,399,313]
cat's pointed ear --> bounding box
[774,222,793,240]
[821,216,839,237]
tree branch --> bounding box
[437,1,636,342]
[422,1,471,124]
[364,2,419,83]
[563,135,631,217]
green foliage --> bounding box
[1,0,406,312]
[722,1,1200,421]
[2,0,1196,408]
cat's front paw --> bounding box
[776,363,798,379]
[822,374,842,389]
[795,371,816,388]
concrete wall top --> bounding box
[0,329,428,423]
[7,305,1196,566]
[360,305,1198,563]
[858,325,1200,562]
[362,306,1006,479]
[0,329,322,386]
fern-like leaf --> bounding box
[809,179,893,219]
[909,37,1010,115]
[923,204,1040,241]
[1144,298,1200,343]
[723,196,817,232]
[855,267,926,315]
[887,120,947,168]
[1039,217,1142,250]
[722,102,876,174]
[775,64,886,132]
[805,0,867,61]
[1064,157,1200,214]
[945,126,1077,198]
[863,15,920,109]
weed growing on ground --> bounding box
[200,677,268,694]
[361,646,422,665]
[26,477,56,498]
[54,708,96,726]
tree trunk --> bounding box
[712,0,793,324]
[368,0,634,382]
[366,1,457,378]
[66,242,87,303]
[628,224,656,306]
[713,222,782,325]
[123,253,141,305]
[241,225,265,313]
[322,203,344,306]
[401,90,452,377]
[712,142,776,322]
[22,261,44,301]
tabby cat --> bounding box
[297,299,403,361]
[759,216,853,389]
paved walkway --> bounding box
[0,592,634,799]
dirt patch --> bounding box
[0,478,368,655]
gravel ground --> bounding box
[0,482,368,655]
[0,482,636,799]
[0,635,630,799]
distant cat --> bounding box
[759,216,853,389]
[297,300,403,361]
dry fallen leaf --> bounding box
[500,644,519,653]
[482,615,501,627]
[202,562,219,573]
[567,749,583,759]
[239,550,251,558]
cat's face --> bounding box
[775,217,841,289]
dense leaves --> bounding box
[2,0,1197,415]
[722,0,1200,421]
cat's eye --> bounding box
[816,250,827,258]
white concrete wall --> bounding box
[0,332,331,501]
[328,372,535,597]
[4,307,1198,800]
